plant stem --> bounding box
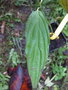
[50,74,57,82]
[50,13,68,40]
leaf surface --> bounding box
[25,10,50,88]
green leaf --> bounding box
[25,10,50,88]
[9,48,14,60]
[52,64,67,81]
[53,85,59,90]
[8,48,21,67]
[63,24,68,36]
[14,0,27,6]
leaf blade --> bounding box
[25,10,50,88]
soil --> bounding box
[0,3,68,90]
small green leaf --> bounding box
[52,64,67,81]
[63,24,68,36]
[14,0,27,6]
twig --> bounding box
[0,21,6,34]
[50,13,68,40]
